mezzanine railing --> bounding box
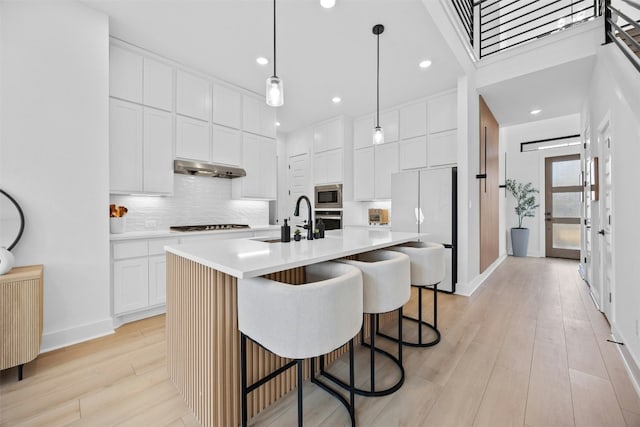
[604,0,640,72]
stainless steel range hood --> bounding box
[173,159,246,178]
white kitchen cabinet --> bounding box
[213,84,242,129]
[212,124,242,166]
[148,255,167,306]
[374,142,399,199]
[314,149,343,185]
[314,118,343,153]
[110,45,143,103]
[428,92,457,134]
[110,99,143,193]
[243,95,276,138]
[143,108,173,193]
[143,57,173,112]
[113,257,149,315]
[232,133,276,199]
[176,71,210,121]
[354,116,375,150]
[354,147,375,201]
[380,110,399,143]
[176,115,210,161]
[399,135,428,170]
[428,130,457,167]
[400,102,427,139]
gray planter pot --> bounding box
[511,227,530,257]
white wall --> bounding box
[501,114,582,257]
[584,43,640,374]
[0,1,112,351]
[110,175,269,231]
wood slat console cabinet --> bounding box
[0,265,44,381]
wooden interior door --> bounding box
[545,154,582,259]
[479,96,499,272]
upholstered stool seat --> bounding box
[382,241,445,347]
[238,261,363,427]
[325,249,411,397]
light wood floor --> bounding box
[1,257,639,426]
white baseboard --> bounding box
[40,318,114,353]
[611,327,640,400]
[455,254,508,296]
[112,305,166,329]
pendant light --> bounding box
[266,0,284,106]
[372,24,384,144]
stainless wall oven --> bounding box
[314,210,343,230]
[314,184,342,209]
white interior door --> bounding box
[599,125,614,320]
[288,153,310,223]
[583,128,596,303]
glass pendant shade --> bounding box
[266,75,284,107]
[373,126,384,144]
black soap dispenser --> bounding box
[281,219,291,242]
[316,219,325,239]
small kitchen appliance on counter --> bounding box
[368,208,389,225]
[170,224,250,232]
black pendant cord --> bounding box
[376,32,380,128]
[273,0,277,77]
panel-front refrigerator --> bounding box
[391,167,457,292]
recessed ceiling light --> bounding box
[419,59,432,69]
[530,109,542,115]
[332,96,342,104]
[320,0,336,8]
[256,57,269,66]
[275,121,281,127]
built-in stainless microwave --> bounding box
[314,184,342,209]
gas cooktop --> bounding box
[170,224,250,232]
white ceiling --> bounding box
[478,56,596,127]
[82,0,463,133]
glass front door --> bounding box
[545,154,582,259]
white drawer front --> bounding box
[148,238,180,256]
[112,240,148,259]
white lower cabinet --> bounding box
[112,237,178,316]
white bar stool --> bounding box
[325,249,411,397]
[238,261,363,427]
[382,241,445,347]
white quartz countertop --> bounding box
[109,225,279,241]
[165,228,426,279]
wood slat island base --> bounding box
[166,253,396,427]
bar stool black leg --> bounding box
[241,333,248,427]
[349,339,355,427]
[398,307,403,367]
[418,288,423,345]
[369,314,375,392]
[18,364,24,381]
[297,360,303,427]
[433,283,438,330]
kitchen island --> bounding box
[165,228,423,427]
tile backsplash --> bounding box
[110,175,269,232]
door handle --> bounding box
[545,212,551,216]
[598,229,605,235]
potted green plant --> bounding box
[505,179,539,257]
[293,229,302,241]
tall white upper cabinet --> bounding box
[176,71,210,121]
[243,95,276,138]
[109,43,174,195]
[312,116,353,188]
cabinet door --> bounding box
[110,45,143,103]
[380,110,399,142]
[399,135,427,170]
[314,118,342,153]
[110,99,143,193]
[260,103,277,138]
[375,142,398,199]
[148,255,167,306]
[176,116,210,161]
[314,152,327,185]
[143,57,173,111]
[236,133,263,197]
[427,130,457,167]
[213,84,242,129]
[428,92,457,134]
[113,258,149,314]
[176,71,210,121]
[261,138,277,199]
[354,148,374,201]
[212,124,242,166]
[242,95,261,136]
[143,108,173,193]
[400,102,427,139]
[354,116,375,150]
[325,149,343,183]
